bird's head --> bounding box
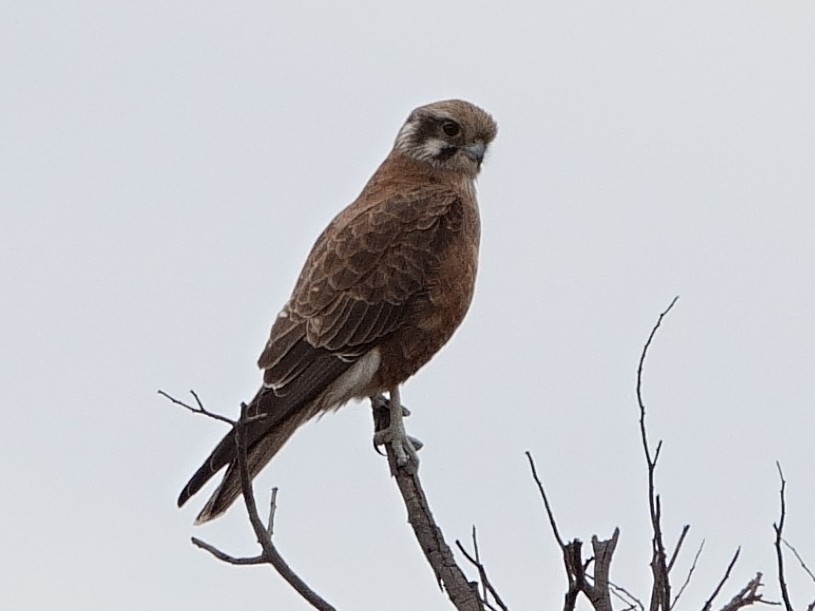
[393,99,498,178]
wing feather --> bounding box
[257,185,461,391]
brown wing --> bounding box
[258,184,462,387]
[178,184,464,518]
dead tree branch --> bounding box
[668,524,692,573]
[162,390,336,611]
[636,296,679,611]
[717,572,775,611]
[526,451,619,611]
[455,526,510,611]
[670,538,704,609]
[371,394,486,611]
[774,462,794,611]
[702,547,741,611]
[783,539,815,585]
[603,579,645,611]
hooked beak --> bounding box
[461,141,486,164]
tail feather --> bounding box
[176,388,310,514]
[193,409,312,523]
[177,353,354,521]
[176,389,271,509]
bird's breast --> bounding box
[373,198,480,390]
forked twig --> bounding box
[527,451,618,611]
[162,390,336,611]
[455,526,509,611]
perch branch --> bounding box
[370,395,485,611]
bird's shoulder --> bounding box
[260,157,475,363]
[295,158,471,307]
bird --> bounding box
[178,99,498,523]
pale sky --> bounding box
[2,2,814,610]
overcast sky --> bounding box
[2,2,814,610]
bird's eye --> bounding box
[441,121,461,137]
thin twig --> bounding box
[636,296,679,611]
[610,581,646,611]
[525,451,566,549]
[702,547,741,611]
[454,527,509,611]
[158,389,235,425]
[774,462,794,611]
[670,538,704,610]
[783,538,815,584]
[234,403,337,611]
[668,525,691,573]
[164,390,335,611]
[268,487,279,538]
[190,537,265,565]
[472,526,487,603]
[526,451,581,610]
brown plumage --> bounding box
[178,99,497,523]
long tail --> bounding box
[178,356,352,523]
[191,406,310,524]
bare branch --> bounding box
[717,572,776,611]
[585,529,620,611]
[233,403,336,611]
[455,527,509,611]
[702,547,741,611]
[525,451,566,549]
[774,462,794,611]
[190,537,265,565]
[636,296,679,611]
[166,390,335,611]
[585,574,645,611]
[668,525,692,573]
[158,389,236,425]
[670,538,704,609]
[525,451,585,610]
[371,395,485,611]
[604,579,646,611]
[267,487,279,538]
[783,539,815,584]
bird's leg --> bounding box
[372,388,423,467]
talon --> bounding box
[372,434,387,456]
[407,435,423,451]
[371,389,422,468]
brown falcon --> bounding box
[178,99,497,523]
